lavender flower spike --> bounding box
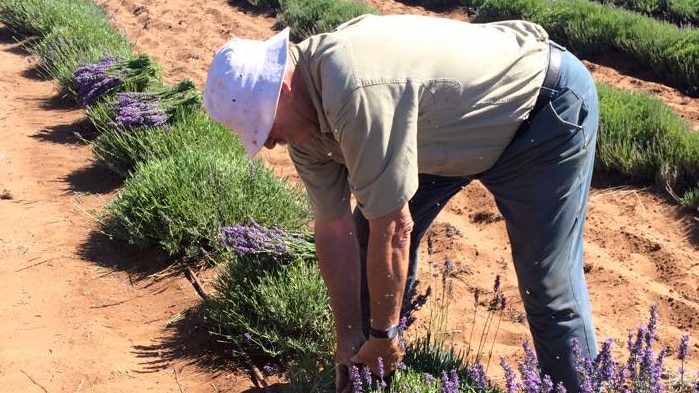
[678,333,690,361]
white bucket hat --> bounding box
[203,28,290,158]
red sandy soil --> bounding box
[1,0,698,392]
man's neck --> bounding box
[289,50,319,131]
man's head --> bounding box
[203,28,290,158]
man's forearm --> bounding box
[366,204,413,330]
[314,210,364,361]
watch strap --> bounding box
[369,324,399,339]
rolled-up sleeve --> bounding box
[289,141,352,222]
[332,82,420,219]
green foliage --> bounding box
[472,0,699,96]
[533,0,622,55]
[0,0,115,37]
[284,355,336,393]
[0,0,134,93]
[589,0,699,27]
[403,333,470,381]
[92,109,246,177]
[596,83,699,207]
[472,0,545,21]
[102,148,311,258]
[207,252,334,362]
[278,0,378,40]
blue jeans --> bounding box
[355,44,599,392]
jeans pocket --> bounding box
[529,87,588,151]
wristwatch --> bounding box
[369,324,399,339]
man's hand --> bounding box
[350,335,404,377]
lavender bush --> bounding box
[498,303,698,393]
[91,109,246,177]
[21,24,133,95]
[103,148,311,258]
[208,222,334,362]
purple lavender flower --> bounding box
[595,339,616,380]
[440,370,459,393]
[678,333,690,361]
[500,356,521,393]
[74,56,125,106]
[74,55,160,107]
[219,221,316,265]
[541,374,554,393]
[106,92,168,131]
[376,357,385,379]
[361,366,373,387]
[349,365,362,393]
[518,340,542,393]
[262,364,275,375]
[645,303,659,346]
[422,372,435,386]
[627,327,645,381]
[573,339,594,393]
[651,346,668,391]
[468,362,488,390]
[493,275,501,294]
[220,223,290,258]
[397,316,408,351]
[488,275,506,311]
[555,382,567,393]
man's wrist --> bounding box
[369,324,399,339]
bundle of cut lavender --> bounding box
[220,221,316,264]
[86,79,201,133]
[73,54,161,107]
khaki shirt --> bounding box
[289,14,550,221]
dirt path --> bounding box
[1,0,699,392]
[0,27,255,393]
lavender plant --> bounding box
[87,79,201,133]
[72,54,160,107]
[91,109,246,177]
[208,223,334,362]
[22,24,133,94]
[498,303,697,393]
[103,147,310,258]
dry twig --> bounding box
[20,369,48,393]
[182,267,271,392]
[173,367,185,393]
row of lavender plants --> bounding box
[2,0,698,392]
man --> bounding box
[203,13,599,392]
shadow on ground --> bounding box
[78,230,172,278]
[591,170,699,247]
[130,303,235,373]
[31,118,100,145]
[64,161,123,194]
[0,26,37,53]
[130,303,294,392]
